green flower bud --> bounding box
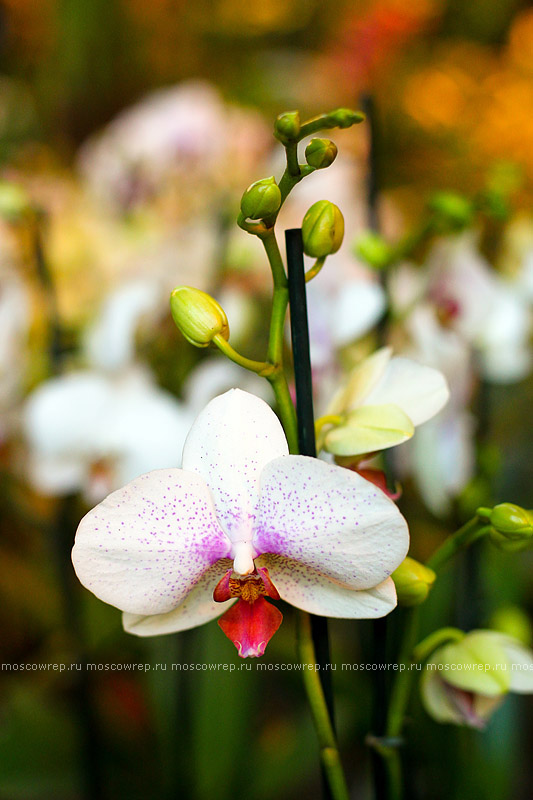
[354,231,393,270]
[326,108,365,129]
[240,177,281,220]
[428,192,474,230]
[305,138,337,169]
[302,200,344,258]
[490,503,533,541]
[274,111,301,142]
[392,557,436,607]
[170,287,229,348]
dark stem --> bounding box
[286,228,336,797]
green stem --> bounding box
[285,141,301,178]
[268,369,298,454]
[305,256,326,282]
[212,335,274,376]
[370,608,420,800]
[427,517,490,572]
[413,628,465,664]
[297,612,350,800]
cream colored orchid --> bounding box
[321,347,449,458]
[422,630,533,729]
[72,390,409,657]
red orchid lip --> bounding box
[214,566,283,658]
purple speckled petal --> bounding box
[72,469,231,615]
[254,456,409,590]
[123,559,235,636]
[256,554,397,618]
[182,389,288,545]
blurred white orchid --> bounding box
[427,233,532,383]
[23,278,193,502]
[395,305,476,517]
[78,81,270,213]
[72,390,409,657]
[24,368,195,503]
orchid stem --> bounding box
[297,612,350,800]
[426,517,490,572]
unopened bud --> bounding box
[305,138,337,169]
[490,503,533,541]
[274,111,301,142]
[302,200,344,258]
[170,287,229,348]
[428,192,474,230]
[326,108,365,129]
[354,231,393,270]
[392,557,436,607]
[240,177,281,220]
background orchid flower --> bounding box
[321,346,450,458]
[78,81,270,213]
[72,389,409,658]
[23,280,194,502]
[421,630,533,729]
[427,233,532,383]
[24,369,195,503]
[394,305,476,516]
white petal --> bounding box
[326,348,392,415]
[84,279,162,371]
[96,374,194,481]
[330,280,386,346]
[23,372,112,456]
[123,559,234,636]
[182,389,288,545]
[257,554,397,618]
[72,469,231,615]
[421,668,465,725]
[254,456,409,590]
[363,356,450,426]
[500,638,533,693]
[26,453,87,496]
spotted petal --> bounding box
[254,456,409,590]
[182,389,288,545]
[123,559,234,636]
[72,469,231,615]
[256,554,397,618]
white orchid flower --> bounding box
[78,81,270,211]
[72,390,409,657]
[321,347,449,457]
[422,630,533,729]
[23,278,193,502]
[394,305,476,516]
[24,369,195,503]
[427,233,532,383]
